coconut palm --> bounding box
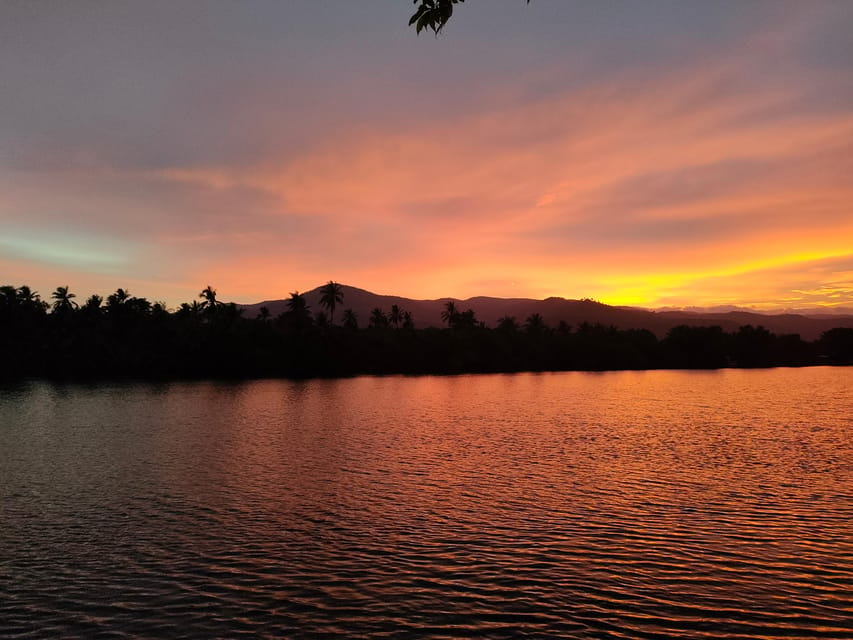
[199,285,220,313]
[286,291,312,331]
[389,304,403,329]
[51,286,78,314]
[402,310,414,330]
[525,313,546,334]
[441,300,458,327]
[83,294,103,313]
[319,281,344,324]
[16,285,37,304]
[369,307,389,329]
[107,288,130,309]
[16,285,47,314]
[287,291,308,314]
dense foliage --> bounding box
[2,284,851,381]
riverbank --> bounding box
[3,321,851,381]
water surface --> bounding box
[1,368,851,638]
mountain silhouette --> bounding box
[239,284,853,341]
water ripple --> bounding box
[1,369,852,638]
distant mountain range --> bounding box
[238,284,853,341]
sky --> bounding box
[2,0,852,311]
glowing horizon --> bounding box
[2,2,852,311]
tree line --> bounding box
[2,281,852,380]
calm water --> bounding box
[1,368,851,639]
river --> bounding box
[1,368,851,638]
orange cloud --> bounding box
[4,6,852,310]
[185,57,848,306]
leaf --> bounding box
[408,4,428,25]
[416,12,434,34]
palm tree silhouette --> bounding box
[525,313,546,334]
[369,307,389,329]
[107,288,130,309]
[51,286,78,314]
[199,285,220,314]
[441,300,458,327]
[16,285,37,305]
[0,285,44,319]
[389,304,402,329]
[13,286,47,314]
[83,294,103,313]
[319,281,344,325]
[287,291,308,314]
[286,291,312,331]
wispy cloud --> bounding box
[1,1,851,307]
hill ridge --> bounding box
[236,284,853,341]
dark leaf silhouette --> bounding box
[410,0,530,35]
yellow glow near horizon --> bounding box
[3,4,853,312]
[557,249,853,309]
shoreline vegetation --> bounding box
[2,282,852,381]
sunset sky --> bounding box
[2,1,852,310]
